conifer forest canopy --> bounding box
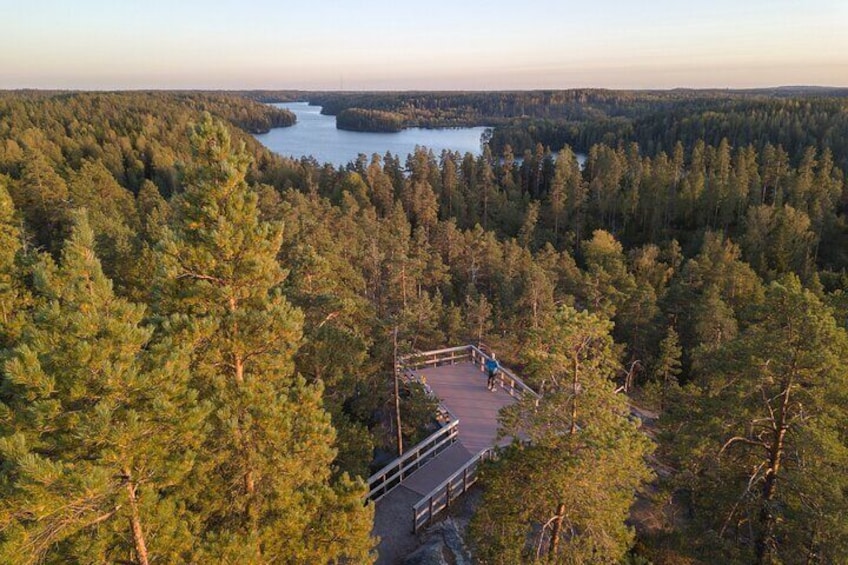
[0,89,847,563]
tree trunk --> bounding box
[531,292,538,330]
[549,502,566,559]
[553,212,559,242]
[401,263,407,309]
[571,356,579,436]
[755,381,791,565]
[124,477,150,565]
[393,327,403,455]
[482,190,488,230]
[229,297,253,501]
[228,295,259,557]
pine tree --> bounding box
[548,151,568,242]
[650,326,682,411]
[581,230,636,320]
[518,201,540,249]
[668,275,848,563]
[464,290,493,345]
[0,182,29,347]
[692,285,738,355]
[10,150,69,254]
[471,306,653,563]
[478,145,498,229]
[153,114,374,562]
[517,261,555,332]
[67,159,141,293]
[365,154,396,217]
[0,211,204,564]
[276,192,379,479]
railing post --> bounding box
[463,468,468,493]
[429,496,434,526]
[446,482,452,508]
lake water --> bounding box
[254,102,490,167]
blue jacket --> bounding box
[485,359,500,374]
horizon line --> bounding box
[3,84,848,94]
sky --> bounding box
[2,0,847,90]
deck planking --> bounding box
[372,361,518,564]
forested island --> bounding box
[0,89,847,564]
[336,108,405,132]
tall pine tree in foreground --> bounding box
[0,211,204,564]
[668,275,848,564]
[154,114,374,563]
[470,306,653,564]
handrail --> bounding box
[366,419,459,502]
[367,344,537,504]
[398,346,473,371]
[399,345,471,360]
[412,447,496,533]
[468,344,540,401]
[400,344,540,402]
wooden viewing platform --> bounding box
[369,345,538,564]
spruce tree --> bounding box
[154,114,374,562]
[0,211,204,564]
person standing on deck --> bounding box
[485,354,500,391]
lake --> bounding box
[254,102,489,167]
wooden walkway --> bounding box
[372,361,520,564]
[415,363,516,454]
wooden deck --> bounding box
[373,360,520,564]
[414,362,516,454]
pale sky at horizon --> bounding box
[3,0,847,90]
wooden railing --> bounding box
[399,345,474,371]
[412,447,496,533]
[367,344,537,504]
[399,344,539,402]
[397,346,470,425]
[366,419,459,502]
[468,345,540,402]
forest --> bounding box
[336,108,405,133]
[0,90,847,564]
[255,89,848,172]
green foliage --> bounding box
[471,306,654,563]
[0,181,30,347]
[0,212,204,563]
[742,204,816,280]
[275,190,382,477]
[1,89,848,563]
[490,92,848,172]
[580,229,636,319]
[666,276,848,563]
[336,108,404,133]
[644,326,682,411]
[10,150,70,254]
[153,115,374,562]
[68,159,143,293]
[398,381,440,447]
